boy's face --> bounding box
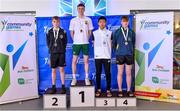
[98,19,106,29]
[121,19,129,28]
[52,19,60,28]
[77,6,85,16]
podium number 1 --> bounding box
[79,91,85,103]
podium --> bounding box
[95,91,136,107]
[116,92,136,107]
[43,82,137,109]
[70,80,95,108]
[43,88,67,109]
[95,92,116,107]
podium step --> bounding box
[70,80,94,87]
[96,91,136,98]
[45,88,68,94]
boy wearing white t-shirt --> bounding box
[69,3,93,86]
[92,16,112,97]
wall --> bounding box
[0,0,179,16]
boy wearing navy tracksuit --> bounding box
[46,16,67,94]
[113,16,135,97]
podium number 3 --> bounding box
[104,100,108,105]
[52,97,58,106]
[79,91,85,103]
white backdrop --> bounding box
[135,12,174,101]
[0,15,38,104]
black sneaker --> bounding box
[50,85,56,94]
[118,91,123,97]
[61,86,66,94]
[127,91,134,97]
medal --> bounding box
[125,41,128,45]
[54,43,57,47]
[121,27,129,45]
[54,29,58,47]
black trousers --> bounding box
[95,59,111,90]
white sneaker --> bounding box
[85,78,91,86]
[71,78,77,86]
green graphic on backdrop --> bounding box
[135,49,145,86]
[0,53,10,97]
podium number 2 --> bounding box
[79,91,85,103]
[52,97,58,106]
[123,99,128,105]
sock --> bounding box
[72,74,76,79]
[62,84,65,88]
[85,73,89,79]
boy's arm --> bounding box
[70,31,74,40]
[46,31,50,48]
[92,32,95,46]
[88,30,92,39]
[110,32,113,47]
[64,30,68,48]
[88,19,93,39]
[69,19,74,40]
[112,31,117,50]
[132,30,136,49]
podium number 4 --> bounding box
[123,99,128,105]
[79,91,85,103]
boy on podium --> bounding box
[46,16,67,94]
[69,3,93,86]
[113,16,135,97]
[92,16,112,97]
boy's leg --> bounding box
[59,67,65,86]
[82,44,90,85]
[50,53,58,94]
[71,45,81,85]
[125,64,132,92]
[58,53,66,94]
[72,55,78,79]
[50,54,57,86]
[116,56,125,92]
[117,64,124,91]
[52,68,56,86]
[103,59,111,91]
[95,59,102,90]
[83,55,89,78]
[103,59,112,97]
[125,55,134,96]
[82,44,89,79]
[59,67,66,94]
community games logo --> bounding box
[0,20,32,32]
[140,19,169,30]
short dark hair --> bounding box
[77,3,85,7]
[121,16,129,21]
[98,16,107,22]
[52,16,60,21]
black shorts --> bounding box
[50,53,66,68]
[116,55,134,65]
